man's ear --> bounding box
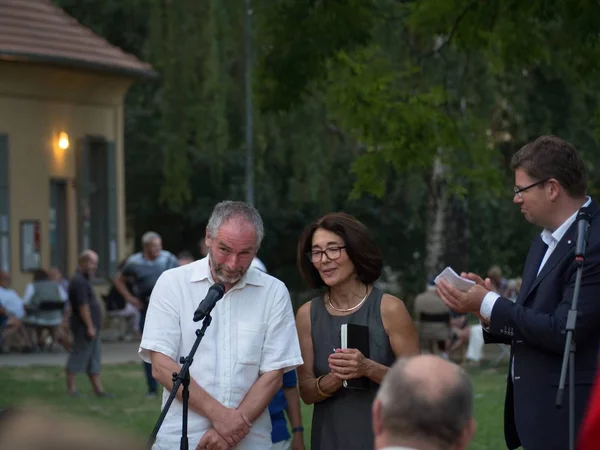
[372,398,383,436]
[548,178,561,202]
[455,418,476,450]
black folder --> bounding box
[341,323,370,390]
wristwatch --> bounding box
[292,426,304,433]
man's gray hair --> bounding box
[141,231,161,245]
[377,357,473,449]
[206,201,264,246]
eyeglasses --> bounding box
[306,246,346,263]
[513,179,548,198]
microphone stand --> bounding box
[148,313,213,450]
[556,212,591,450]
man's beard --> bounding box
[208,250,247,284]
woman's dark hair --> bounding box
[32,269,49,281]
[297,212,383,289]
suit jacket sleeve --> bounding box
[482,325,512,345]
[489,247,600,355]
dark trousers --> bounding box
[140,310,157,394]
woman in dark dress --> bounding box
[295,213,419,450]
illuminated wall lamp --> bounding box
[57,131,70,150]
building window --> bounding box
[77,137,117,280]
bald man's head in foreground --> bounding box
[373,355,476,450]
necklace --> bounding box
[327,287,370,312]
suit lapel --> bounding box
[517,237,548,305]
[524,229,575,299]
[520,200,600,303]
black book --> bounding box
[341,323,370,390]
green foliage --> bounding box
[256,0,377,112]
[54,0,600,298]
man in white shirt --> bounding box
[0,270,32,350]
[437,136,600,450]
[372,355,475,450]
[140,201,303,450]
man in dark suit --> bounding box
[437,135,600,450]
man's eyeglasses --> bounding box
[306,246,346,263]
[513,179,548,198]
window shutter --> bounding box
[0,134,9,272]
[106,141,118,277]
[76,138,91,253]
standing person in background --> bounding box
[66,250,110,397]
[413,279,451,357]
[113,232,178,398]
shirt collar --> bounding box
[189,256,265,287]
[540,197,591,246]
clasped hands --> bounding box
[328,348,371,380]
[436,272,494,319]
[195,407,252,450]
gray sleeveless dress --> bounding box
[310,287,396,450]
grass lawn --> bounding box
[0,362,507,449]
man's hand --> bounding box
[461,272,495,291]
[437,280,489,314]
[211,407,251,447]
[328,349,371,380]
[86,325,96,340]
[195,428,230,450]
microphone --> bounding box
[575,208,592,261]
[193,283,226,322]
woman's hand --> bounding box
[328,349,371,380]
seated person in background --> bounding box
[446,311,470,356]
[48,267,69,292]
[487,265,507,296]
[48,267,72,352]
[22,269,68,351]
[0,270,33,352]
[413,279,451,357]
[505,277,522,302]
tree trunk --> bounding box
[424,155,470,285]
[425,154,448,283]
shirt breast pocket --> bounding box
[237,322,267,366]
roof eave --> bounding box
[0,50,158,80]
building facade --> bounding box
[0,0,154,293]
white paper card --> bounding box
[434,266,475,292]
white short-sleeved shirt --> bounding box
[139,257,303,450]
[0,287,25,319]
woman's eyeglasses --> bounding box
[306,246,346,263]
